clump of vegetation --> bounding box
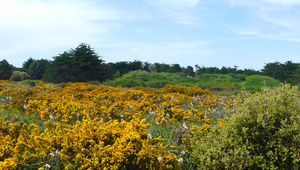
[0,60,15,80]
[243,75,281,93]
[105,71,284,94]
[10,71,30,81]
[190,84,300,169]
[105,70,186,88]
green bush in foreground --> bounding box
[191,84,300,169]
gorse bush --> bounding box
[0,82,233,169]
[191,84,300,169]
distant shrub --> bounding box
[21,80,40,87]
[106,78,145,87]
[191,84,300,169]
[243,75,281,93]
[10,71,30,81]
[88,80,101,85]
[231,73,247,81]
[145,80,170,88]
[105,70,186,88]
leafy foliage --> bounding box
[262,61,300,85]
[0,60,14,80]
[191,84,300,169]
[22,58,50,80]
[10,71,30,81]
[43,44,107,83]
[243,75,281,93]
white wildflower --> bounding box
[155,122,160,125]
[50,152,55,157]
[148,133,152,140]
[44,164,51,169]
[158,156,163,162]
[180,150,186,155]
[178,157,183,164]
[49,115,54,121]
[149,110,155,115]
[161,117,166,122]
[55,149,60,155]
[183,122,189,129]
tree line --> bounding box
[0,43,299,85]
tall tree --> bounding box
[43,44,107,83]
[22,58,50,79]
[262,61,300,84]
[0,59,14,80]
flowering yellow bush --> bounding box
[0,82,232,169]
[0,117,179,169]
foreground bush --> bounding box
[191,84,300,169]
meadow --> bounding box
[0,80,298,169]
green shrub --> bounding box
[145,80,170,88]
[193,74,242,90]
[243,75,280,93]
[191,84,300,169]
[21,80,40,87]
[10,71,31,81]
[106,78,145,87]
[231,73,247,81]
[105,70,186,88]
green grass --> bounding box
[105,71,283,94]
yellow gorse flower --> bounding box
[0,82,233,169]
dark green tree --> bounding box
[183,66,195,77]
[262,61,300,85]
[43,44,107,83]
[22,58,50,80]
[169,64,182,73]
[22,58,34,72]
[0,59,14,80]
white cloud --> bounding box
[0,0,122,64]
[147,0,203,25]
[227,0,300,42]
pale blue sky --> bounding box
[0,0,299,70]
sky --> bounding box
[0,0,299,70]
